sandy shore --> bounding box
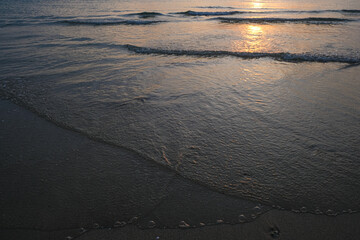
[1,99,359,240]
[2,209,360,240]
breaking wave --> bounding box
[213,17,355,24]
[177,10,246,16]
[121,44,360,64]
[176,9,360,16]
[76,43,359,64]
[59,19,165,25]
[196,6,237,9]
[340,9,360,13]
[124,12,164,18]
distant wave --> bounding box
[280,9,360,14]
[0,21,37,28]
[196,6,237,9]
[0,23,24,28]
[67,37,93,42]
[177,9,360,16]
[176,10,245,16]
[121,44,360,64]
[125,12,164,18]
[59,19,165,26]
[213,17,354,24]
[340,9,360,13]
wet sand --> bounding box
[1,99,360,240]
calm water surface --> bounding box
[1,0,360,217]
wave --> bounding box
[67,37,93,42]
[196,6,237,9]
[177,9,360,16]
[58,19,165,26]
[282,9,360,14]
[121,44,360,64]
[0,23,24,28]
[213,17,354,24]
[340,9,360,13]
[176,10,245,16]
[125,12,164,18]
[0,21,38,28]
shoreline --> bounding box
[2,209,360,240]
[1,99,360,240]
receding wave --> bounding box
[121,44,360,64]
[59,19,165,26]
[214,17,354,24]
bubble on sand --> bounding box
[93,223,100,229]
[270,226,280,239]
[65,236,72,240]
[253,205,262,214]
[251,214,257,219]
[128,216,138,224]
[216,219,224,224]
[148,220,156,228]
[300,206,307,213]
[114,221,126,228]
[199,222,205,227]
[315,208,322,214]
[326,209,335,215]
[238,214,246,223]
[179,221,190,228]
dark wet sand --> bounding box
[1,99,360,240]
[2,210,360,240]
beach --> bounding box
[1,99,360,239]
[1,0,360,239]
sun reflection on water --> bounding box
[251,0,264,9]
[231,24,270,53]
[247,25,263,35]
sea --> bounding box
[1,0,360,225]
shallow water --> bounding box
[1,0,360,219]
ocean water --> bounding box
[1,0,360,222]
